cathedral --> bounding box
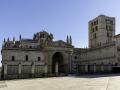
[1,31,73,79]
[1,15,120,79]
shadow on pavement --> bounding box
[72,73,120,78]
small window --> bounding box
[75,56,78,60]
[25,55,28,61]
[38,57,41,61]
[29,46,32,48]
[12,56,15,61]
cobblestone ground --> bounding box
[1,74,120,90]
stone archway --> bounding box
[52,52,64,74]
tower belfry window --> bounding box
[107,33,109,37]
[95,26,98,31]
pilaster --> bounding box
[4,63,7,79]
[18,63,22,78]
[31,63,35,78]
[85,64,88,73]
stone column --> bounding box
[4,63,7,79]
[93,65,96,73]
[108,64,112,72]
[69,52,73,73]
[31,63,35,78]
[18,63,22,78]
[45,64,48,74]
[44,64,48,76]
[55,62,58,75]
[85,64,88,73]
[101,65,104,72]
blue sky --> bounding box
[0,0,120,65]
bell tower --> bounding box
[89,15,115,48]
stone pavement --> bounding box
[0,74,120,90]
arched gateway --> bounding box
[52,52,64,74]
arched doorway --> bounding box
[52,52,64,74]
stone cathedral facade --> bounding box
[2,15,120,79]
[1,31,73,79]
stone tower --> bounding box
[88,15,115,48]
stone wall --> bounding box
[73,43,118,74]
[2,49,45,62]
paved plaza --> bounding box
[1,74,120,90]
